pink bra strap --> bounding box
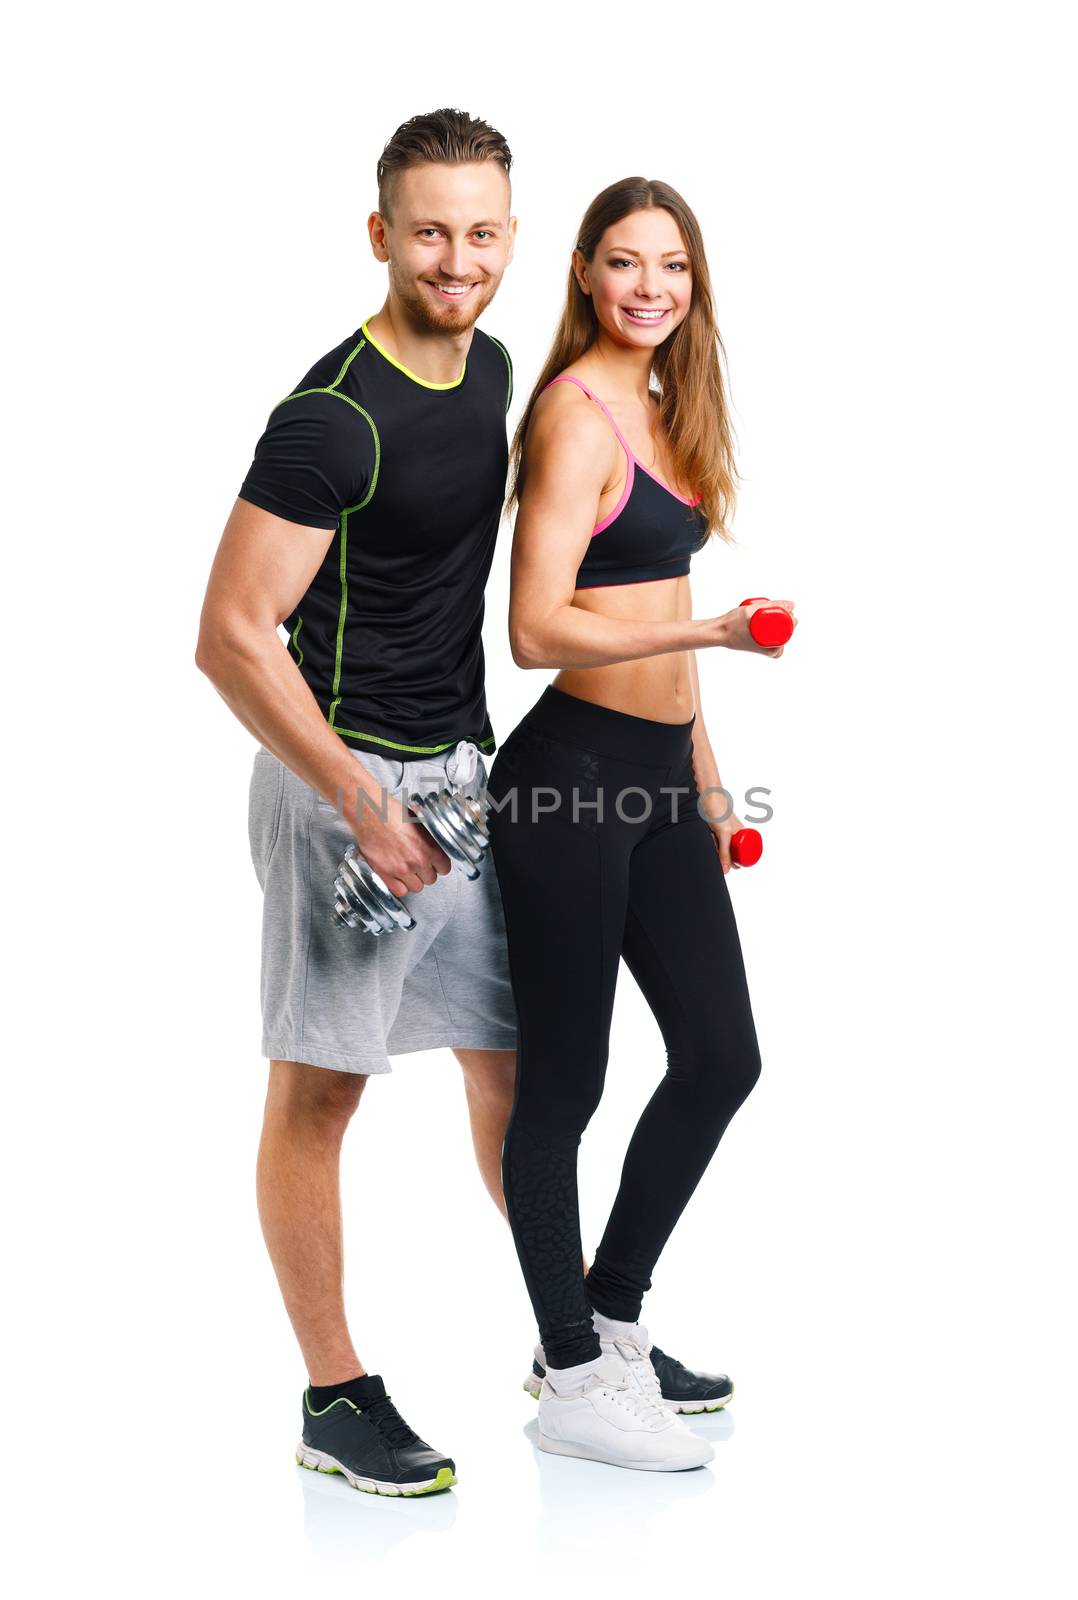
[542,373,634,537]
[542,374,636,462]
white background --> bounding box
[3,2,1075,1595]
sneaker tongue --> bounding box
[347,1373,387,1407]
[587,1356,629,1388]
[603,1332,650,1363]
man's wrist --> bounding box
[323,757,397,830]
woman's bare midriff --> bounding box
[553,574,694,725]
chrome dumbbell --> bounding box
[332,786,491,935]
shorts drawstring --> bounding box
[444,739,483,799]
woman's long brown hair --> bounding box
[508,177,739,542]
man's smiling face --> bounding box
[372,160,516,334]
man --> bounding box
[196,109,518,1497]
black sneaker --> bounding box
[523,1341,734,1414]
[296,1375,457,1496]
[648,1345,734,1414]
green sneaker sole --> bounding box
[296,1446,456,1496]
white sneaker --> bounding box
[537,1356,714,1471]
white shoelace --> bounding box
[580,1365,671,1430]
[605,1335,665,1405]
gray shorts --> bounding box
[248,741,519,1075]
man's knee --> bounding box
[264,1059,368,1132]
[454,1047,517,1097]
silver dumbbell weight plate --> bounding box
[332,845,417,936]
[411,787,490,879]
[332,786,491,935]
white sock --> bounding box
[592,1309,647,1344]
[543,1353,607,1395]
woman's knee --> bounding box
[670,1035,761,1117]
[730,1041,763,1107]
[513,1055,607,1139]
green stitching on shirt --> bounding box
[291,616,304,667]
[269,336,368,416]
[324,406,380,731]
[486,333,513,413]
[327,515,349,730]
[275,386,372,421]
[334,728,498,754]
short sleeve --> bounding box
[238,390,377,529]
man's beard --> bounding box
[389,261,500,335]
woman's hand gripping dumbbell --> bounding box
[696,596,798,655]
[739,597,796,648]
[701,799,765,875]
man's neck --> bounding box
[366,299,474,386]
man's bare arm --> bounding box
[194,497,450,891]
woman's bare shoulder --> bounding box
[526,377,617,465]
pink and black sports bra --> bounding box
[542,373,710,589]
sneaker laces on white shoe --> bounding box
[603,1332,665,1406]
[578,1365,673,1432]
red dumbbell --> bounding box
[730,828,763,868]
[740,597,794,648]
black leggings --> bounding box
[486,685,762,1369]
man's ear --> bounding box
[506,214,518,265]
[368,211,389,262]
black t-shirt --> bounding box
[239,318,513,758]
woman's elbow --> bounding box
[509,625,548,670]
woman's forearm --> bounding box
[692,728,722,791]
[511,605,728,670]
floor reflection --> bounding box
[298,1461,457,1566]
[522,1407,733,1570]
[294,1405,734,1570]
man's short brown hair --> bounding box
[377,107,512,218]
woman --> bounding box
[485,177,795,1472]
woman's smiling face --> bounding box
[575,207,693,349]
